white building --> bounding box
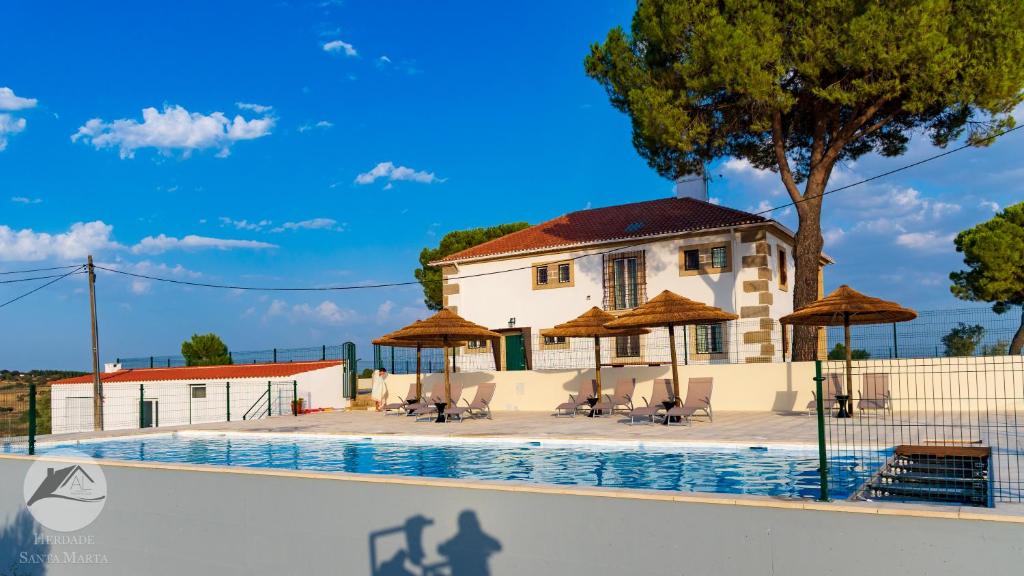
[433,189,829,370]
[49,361,347,434]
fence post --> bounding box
[814,359,829,501]
[322,345,326,361]
[225,381,231,422]
[292,380,298,416]
[139,383,144,429]
[267,381,272,417]
[390,346,395,374]
[892,323,899,359]
[273,348,278,363]
[28,382,36,456]
[150,356,154,369]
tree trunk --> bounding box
[791,179,827,361]
[1011,307,1024,356]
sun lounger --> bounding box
[416,382,464,422]
[382,383,419,415]
[593,378,635,415]
[665,377,713,425]
[858,373,891,413]
[628,379,675,425]
[404,385,435,416]
[807,373,844,415]
[554,379,597,417]
[447,383,496,421]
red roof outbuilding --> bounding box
[50,360,342,385]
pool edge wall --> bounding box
[1,455,1022,576]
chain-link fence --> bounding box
[817,356,1024,506]
[118,345,347,369]
[0,384,34,453]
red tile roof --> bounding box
[437,197,770,263]
[50,360,343,385]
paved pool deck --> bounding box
[36,409,823,446]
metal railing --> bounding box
[118,344,348,369]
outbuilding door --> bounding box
[504,334,526,371]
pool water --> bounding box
[39,433,870,500]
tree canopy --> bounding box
[585,0,1024,360]
[414,222,531,310]
[827,343,870,361]
[941,323,986,357]
[951,202,1024,354]
[181,333,232,366]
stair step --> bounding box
[879,471,987,485]
[869,482,986,501]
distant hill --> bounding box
[0,370,81,438]
[0,369,88,388]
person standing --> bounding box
[371,368,389,411]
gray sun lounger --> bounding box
[555,379,597,417]
[628,379,675,425]
[858,373,892,413]
[447,383,496,421]
[593,378,635,415]
[416,382,464,422]
[807,373,844,415]
[382,383,419,415]
[665,377,713,426]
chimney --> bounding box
[674,170,708,202]
[103,362,122,373]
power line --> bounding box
[0,264,84,275]
[94,124,1021,293]
[0,272,85,284]
[0,266,86,310]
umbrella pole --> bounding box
[593,336,602,400]
[444,344,451,403]
[844,313,853,414]
[415,344,422,400]
[668,324,681,404]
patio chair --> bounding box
[592,378,635,416]
[416,382,465,422]
[404,385,435,416]
[382,383,419,415]
[807,373,844,415]
[858,373,892,413]
[447,383,496,421]
[628,379,675,425]
[665,377,713,426]
[554,379,597,417]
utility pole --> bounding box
[88,255,104,431]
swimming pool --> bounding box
[38,432,871,499]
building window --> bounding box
[191,385,207,399]
[778,248,788,289]
[711,246,727,269]
[468,339,488,350]
[613,257,639,309]
[557,263,571,283]
[536,266,548,285]
[543,335,566,346]
[683,249,700,271]
[615,335,641,358]
[695,324,724,355]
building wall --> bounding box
[444,225,797,364]
[1,456,1020,576]
[49,365,347,434]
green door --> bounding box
[505,334,526,371]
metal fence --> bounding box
[817,356,1024,506]
[118,345,348,369]
[2,380,300,455]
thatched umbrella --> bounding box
[373,323,465,401]
[391,309,501,407]
[540,307,649,401]
[780,285,917,415]
[605,290,738,402]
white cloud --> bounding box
[378,56,392,64]
[355,161,443,185]
[235,102,273,114]
[323,39,357,56]
[297,120,333,133]
[0,88,37,111]
[894,231,956,253]
[219,217,272,231]
[0,221,121,262]
[980,200,1001,213]
[264,299,358,325]
[723,158,773,180]
[823,227,845,247]
[97,259,201,295]
[271,218,342,232]
[10,196,41,204]
[376,300,395,323]
[71,104,274,159]
[131,234,278,255]
[0,114,27,151]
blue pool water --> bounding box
[39,433,870,499]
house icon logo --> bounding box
[23,449,107,532]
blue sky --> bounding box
[1,1,1021,370]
